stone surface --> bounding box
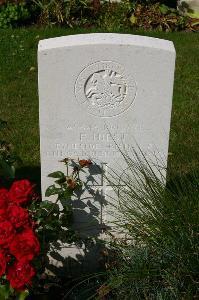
[38,33,175,270]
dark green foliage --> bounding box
[136,0,177,8]
[0,0,197,31]
[0,119,21,179]
[31,0,96,27]
[0,2,31,29]
[96,1,133,31]
[129,2,199,32]
[32,0,197,32]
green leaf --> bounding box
[61,188,73,198]
[59,190,73,208]
[39,200,56,210]
[45,184,61,197]
[55,177,67,184]
[17,290,29,300]
[48,171,65,178]
[42,202,59,213]
[0,284,12,300]
[191,20,199,26]
[60,208,73,226]
[129,14,137,25]
[59,197,67,208]
[159,4,169,15]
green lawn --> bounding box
[0,28,198,181]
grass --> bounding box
[94,150,199,300]
[0,27,198,181]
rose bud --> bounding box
[79,159,92,168]
[67,178,77,190]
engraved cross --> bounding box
[98,162,125,226]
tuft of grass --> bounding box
[102,149,199,300]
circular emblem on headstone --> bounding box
[75,61,137,117]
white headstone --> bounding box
[38,33,175,269]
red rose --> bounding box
[0,188,9,210]
[9,180,34,206]
[7,204,29,229]
[0,221,15,247]
[9,229,40,262]
[7,261,35,290]
[79,159,92,168]
[0,209,8,223]
[0,251,6,276]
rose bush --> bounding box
[0,179,39,295]
[0,158,94,299]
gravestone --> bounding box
[38,33,175,271]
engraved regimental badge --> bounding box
[75,61,137,117]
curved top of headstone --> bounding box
[38,33,175,53]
